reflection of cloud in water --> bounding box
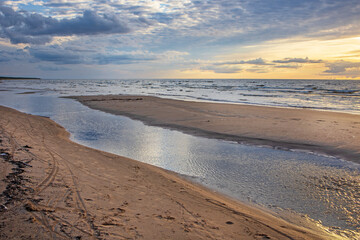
[78,130,103,141]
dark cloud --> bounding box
[273,57,323,64]
[63,46,97,53]
[0,48,28,62]
[0,6,131,44]
[3,32,52,45]
[244,58,273,65]
[95,54,156,65]
[28,45,157,65]
[29,47,83,64]
[40,10,130,35]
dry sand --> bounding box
[0,106,338,239]
[73,95,360,163]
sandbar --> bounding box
[72,95,360,163]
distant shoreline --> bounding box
[0,76,41,80]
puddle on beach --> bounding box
[0,90,359,238]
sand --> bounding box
[72,95,360,163]
[0,106,338,239]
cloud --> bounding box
[4,0,360,47]
[245,58,273,65]
[274,65,300,69]
[38,65,70,71]
[323,60,360,74]
[200,65,242,74]
[2,0,360,78]
[93,50,188,65]
[0,5,132,44]
[348,49,360,54]
[214,58,273,66]
[273,57,323,64]
[28,45,163,65]
[246,67,269,73]
[198,58,276,74]
[0,48,28,62]
[29,46,83,64]
[342,49,360,58]
[43,1,82,8]
[2,0,360,50]
[95,54,156,65]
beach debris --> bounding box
[0,204,7,210]
[0,152,11,160]
[156,214,175,220]
[0,149,33,210]
[255,233,271,239]
[20,162,32,167]
[24,203,37,212]
[110,207,125,213]
[24,201,54,213]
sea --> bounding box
[0,78,359,238]
[1,78,359,114]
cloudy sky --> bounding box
[1,0,360,79]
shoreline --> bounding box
[71,95,360,164]
[172,96,360,116]
[0,77,41,80]
[0,105,339,239]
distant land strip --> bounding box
[0,76,41,80]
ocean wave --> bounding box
[328,89,359,94]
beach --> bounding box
[2,0,360,238]
[73,95,360,163]
[0,105,338,239]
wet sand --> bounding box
[72,95,360,163]
[0,106,338,239]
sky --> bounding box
[1,0,360,79]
